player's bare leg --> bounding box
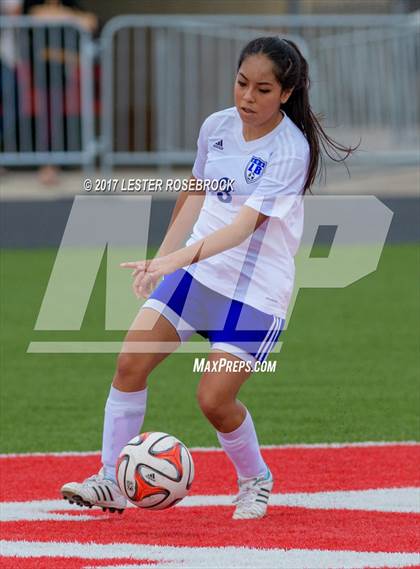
[196,350,250,433]
[113,307,181,392]
[197,350,273,519]
[61,308,181,512]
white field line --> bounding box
[1,441,419,459]
[1,488,419,522]
[1,540,419,569]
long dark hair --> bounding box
[238,36,358,193]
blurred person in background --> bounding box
[23,0,97,185]
[0,0,23,160]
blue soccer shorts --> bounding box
[142,268,284,364]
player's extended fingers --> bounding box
[120,261,146,270]
[120,262,136,268]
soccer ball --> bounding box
[116,431,194,510]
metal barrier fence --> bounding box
[1,14,418,168]
[0,16,95,167]
[99,14,419,168]
[100,19,309,167]
[313,24,419,137]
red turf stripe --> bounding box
[0,557,156,568]
[1,446,419,501]
[1,507,419,552]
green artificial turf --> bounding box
[0,244,419,452]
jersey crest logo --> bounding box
[212,139,224,151]
[244,155,267,183]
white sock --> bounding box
[216,409,267,480]
[101,385,148,483]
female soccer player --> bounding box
[61,37,354,519]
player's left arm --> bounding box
[166,204,269,267]
[122,151,308,298]
[171,150,308,271]
[121,205,268,298]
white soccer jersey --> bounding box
[185,106,309,318]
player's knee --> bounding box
[115,353,151,388]
[197,389,228,422]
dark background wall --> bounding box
[1,198,418,248]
